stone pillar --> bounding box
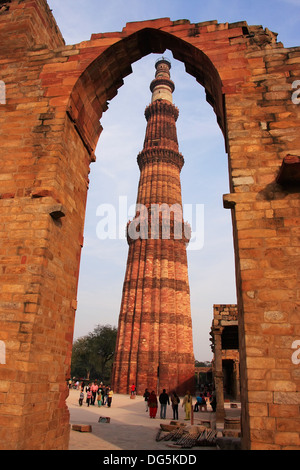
[234,359,240,401]
[214,328,225,422]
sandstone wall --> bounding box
[0,0,299,449]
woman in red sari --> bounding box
[148,390,158,418]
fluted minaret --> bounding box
[112,58,195,396]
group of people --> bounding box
[142,388,217,420]
[73,379,216,418]
[142,388,196,420]
[78,381,113,408]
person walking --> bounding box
[159,389,170,419]
[91,382,98,405]
[143,388,150,412]
[210,391,217,412]
[107,387,113,407]
[98,384,104,406]
[171,391,180,420]
[182,391,192,420]
[97,389,102,407]
[78,390,84,406]
[104,385,109,405]
[86,389,92,407]
[148,391,158,419]
[130,383,136,397]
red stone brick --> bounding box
[0,0,300,452]
[72,424,92,433]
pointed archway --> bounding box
[1,4,300,450]
[66,26,226,160]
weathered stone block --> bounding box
[72,424,92,433]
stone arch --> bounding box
[66,27,226,160]
[0,1,300,451]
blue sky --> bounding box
[48,0,300,360]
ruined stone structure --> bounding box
[210,304,240,421]
[0,0,300,450]
[111,58,195,396]
[195,365,212,389]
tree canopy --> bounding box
[71,324,117,383]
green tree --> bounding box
[71,336,94,380]
[88,324,117,380]
[71,324,117,382]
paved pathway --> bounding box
[67,389,239,451]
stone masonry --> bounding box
[210,305,240,420]
[0,0,299,450]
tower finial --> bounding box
[150,57,175,103]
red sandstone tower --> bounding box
[112,58,195,396]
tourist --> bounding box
[148,391,158,418]
[107,387,113,407]
[194,394,206,412]
[79,390,84,406]
[210,392,217,412]
[97,389,102,407]
[104,385,109,405]
[159,389,170,419]
[130,383,136,396]
[98,384,104,405]
[170,391,180,420]
[194,394,201,412]
[86,389,92,407]
[182,391,192,420]
[201,394,207,405]
[143,388,150,411]
[91,382,98,405]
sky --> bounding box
[48,0,300,361]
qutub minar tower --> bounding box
[112,58,195,396]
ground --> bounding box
[67,388,240,451]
